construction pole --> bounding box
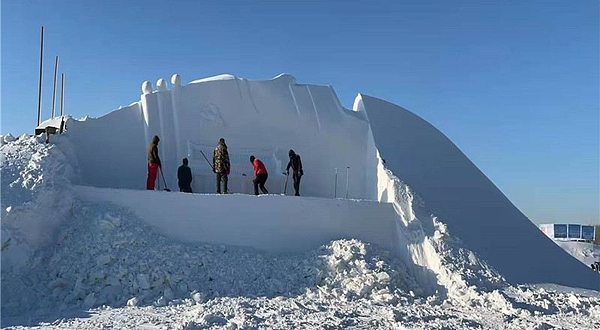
[37,26,45,127]
[334,168,338,198]
[60,73,65,116]
[51,56,59,118]
[345,166,350,199]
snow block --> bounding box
[358,94,599,290]
[74,185,401,254]
[64,74,372,200]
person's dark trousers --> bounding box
[253,173,269,195]
[180,186,193,193]
[216,172,228,194]
[293,172,301,196]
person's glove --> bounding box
[300,169,304,176]
[227,168,231,176]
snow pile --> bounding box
[1,134,76,268]
[1,198,420,317]
[374,157,506,306]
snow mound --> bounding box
[1,197,420,316]
[1,134,76,268]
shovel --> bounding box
[159,166,171,192]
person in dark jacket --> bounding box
[177,158,193,193]
[286,149,303,196]
[147,135,161,190]
[213,138,230,194]
[250,155,268,195]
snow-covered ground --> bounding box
[2,74,599,329]
[555,240,600,267]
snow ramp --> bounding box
[357,94,599,290]
[74,185,402,254]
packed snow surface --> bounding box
[2,74,599,329]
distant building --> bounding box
[539,223,599,244]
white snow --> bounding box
[142,81,153,94]
[356,93,599,290]
[73,185,402,254]
[189,74,237,84]
[2,74,599,329]
[555,241,600,267]
[156,78,168,91]
[35,116,66,130]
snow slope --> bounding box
[356,93,599,290]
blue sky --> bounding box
[2,0,598,224]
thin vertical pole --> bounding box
[37,26,44,127]
[51,56,59,118]
[60,73,65,116]
[334,168,338,198]
[345,167,350,199]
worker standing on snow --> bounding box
[250,155,269,195]
[147,135,161,190]
[177,158,193,193]
[213,138,230,194]
[286,149,303,196]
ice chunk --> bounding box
[127,297,139,307]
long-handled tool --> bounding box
[199,150,214,171]
[159,166,171,192]
[283,172,289,195]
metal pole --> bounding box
[334,168,338,198]
[37,26,44,127]
[60,73,65,116]
[345,166,350,199]
[51,56,59,118]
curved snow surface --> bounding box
[356,94,599,290]
[2,73,600,328]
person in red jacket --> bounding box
[250,155,269,195]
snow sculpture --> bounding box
[171,74,181,87]
[142,81,153,95]
[156,79,168,91]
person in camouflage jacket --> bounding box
[213,138,230,193]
